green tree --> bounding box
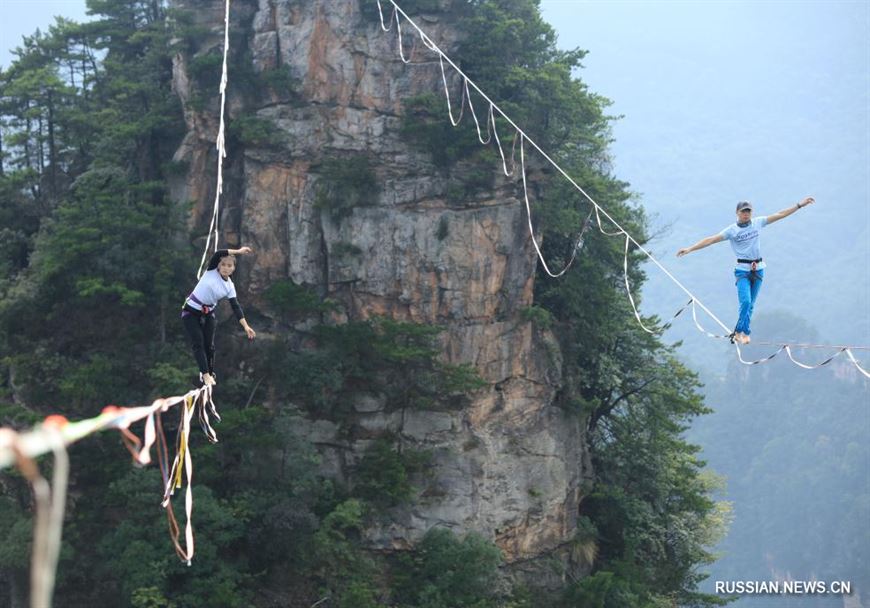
[392,527,504,608]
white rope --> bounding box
[784,345,846,370]
[375,0,870,378]
[395,5,415,64]
[846,349,870,379]
[376,1,729,324]
[196,0,232,279]
[491,109,519,177]
[734,343,785,366]
[27,455,53,608]
[623,233,657,334]
[519,136,583,278]
[594,204,624,237]
[434,52,520,175]
[438,54,465,126]
[376,0,396,31]
[465,80,492,144]
[689,300,730,340]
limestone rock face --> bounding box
[170,0,591,582]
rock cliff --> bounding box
[169,0,592,584]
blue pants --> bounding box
[734,268,764,335]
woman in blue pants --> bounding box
[676,197,815,344]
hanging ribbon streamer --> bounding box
[161,395,199,564]
[689,300,732,340]
[0,385,220,570]
[623,234,656,334]
[492,112,520,177]
[594,204,624,237]
[519,136,590,278]
[784,345,846,370]
[466,81,492,144]
[846,349,870,379]
[401,16,420,63]
[438,55,466,126]
[734,343,785,366]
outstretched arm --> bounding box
[228,297,256,340]
[766,196,814,225]
[677,233,725,257]
[228,246,253,255]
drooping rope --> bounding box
[519,137,587,278]
[0,385,218,569]
[374,0,870,379]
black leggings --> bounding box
[183,313,217,375]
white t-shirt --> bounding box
[719,216,769,270]
[185,269,237,312]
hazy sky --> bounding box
[0,0,91,67]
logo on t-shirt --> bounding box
[733,228,759,243]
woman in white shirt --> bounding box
[182,247,257,386]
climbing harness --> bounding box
[738,258,762,284]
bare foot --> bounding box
[202,373,216,386]
[741,334,751,344]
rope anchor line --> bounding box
[0,385,219,567]
[374,0,870,379]
[196,0,233,279]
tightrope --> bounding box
[196,0,232,279]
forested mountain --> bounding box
[3,1,731,606]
